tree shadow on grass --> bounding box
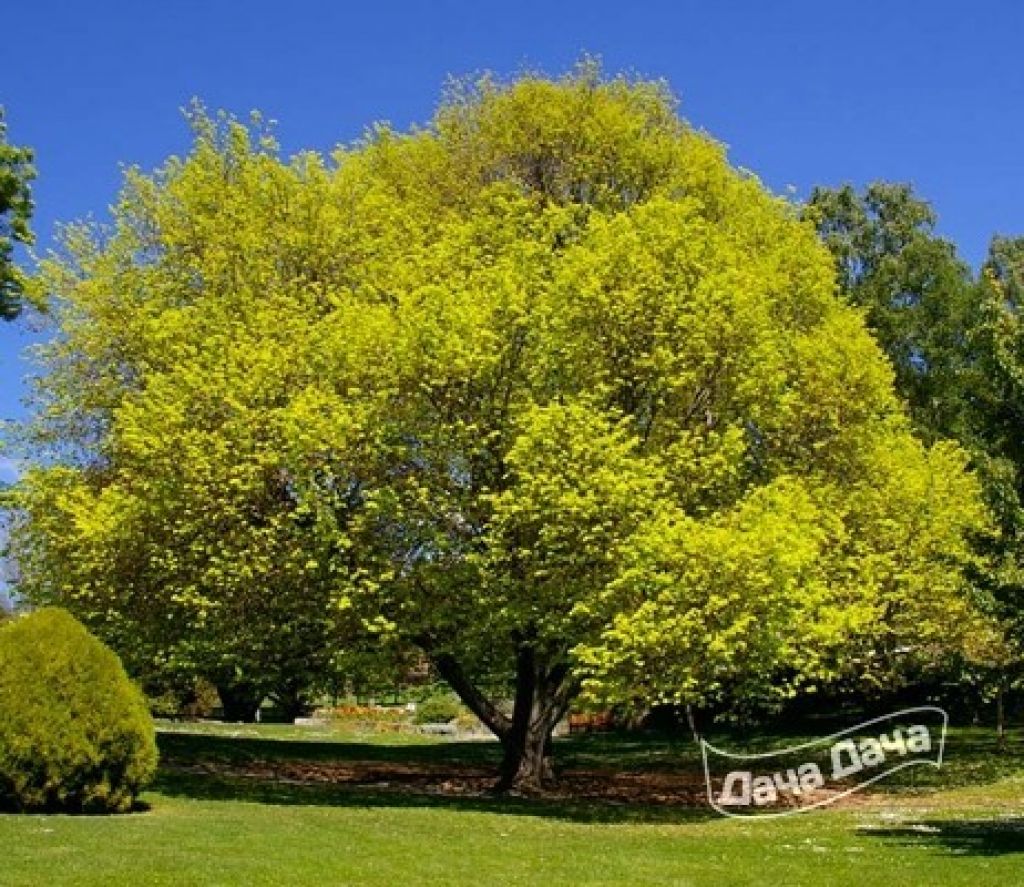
[158,731,504,767]
[157,729,703,771]
[157,725,1024,782]
[153,732,716,825]
[860,819,1024,856]
[0,798,153,816]
[151,767,718,825]
[153,726,1024,826]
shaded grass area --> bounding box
[151,722,1024,817]
[155,719,1024,788]
[0,722,1021,885]
[153,725,708,825]
[152,766,715,826]
[862,818,1024,856]
[156,723,504,767]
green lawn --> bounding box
[1,723,1021,886]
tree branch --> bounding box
[427,649,512,739]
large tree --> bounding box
[974,236,1024,651]
[0,109,35,319]
[9,70,992,790]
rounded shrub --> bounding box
[413,693,464,725]
[0,608,158,812]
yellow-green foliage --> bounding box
[8,64,998,714]
[0,608,157,812]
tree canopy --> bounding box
[0,109,35,320]
[973,236,1024,658]
[7,68,995,790]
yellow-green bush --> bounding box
[413,693,465,725]
[0,608,158,812]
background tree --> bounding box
[0,109,35,319]
[8,112,348,722]
[7,70,995,790]
[972,235,1024,711]
[803,183,980,443]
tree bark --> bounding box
[496,720,557,792]
[216,681,263,723]
[427,639,576,794]
[273,677,314,722]
[997,683,1007,751]
[430,650,511,738]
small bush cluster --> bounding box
[453,710,484,733]
[413,694,464,725]
[146,676,220,720]
[0,608,158,812]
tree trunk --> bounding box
[495,721,557,793]
[216,681,262,723]
[997,683,1007,751]
[428,640,576,795]
[273,678,314,722]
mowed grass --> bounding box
[1,722,1022,886]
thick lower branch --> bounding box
[419,632,581,793]
[428,650,511,739]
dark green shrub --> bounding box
[145,675,220,720]
[182,678,221,720]
[413,693,464,725]
[0,608,158,812]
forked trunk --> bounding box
[428,641,575,795]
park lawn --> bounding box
[0,725,1021,886]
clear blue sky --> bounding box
[1,0,1022,459]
